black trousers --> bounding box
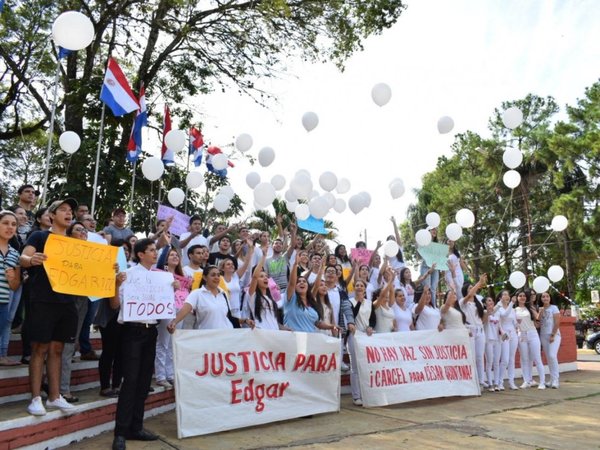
[114,323,157,437]
[99,316,123,390]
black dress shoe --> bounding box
[126,429,158,441]
[112,435,126,450]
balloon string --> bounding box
[489,189,514,243]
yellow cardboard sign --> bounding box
[191,272,230,295]
[43,234,119,297]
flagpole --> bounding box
[91,103,106,217]
[41,60,61,205]
[129,160,137,215]
[184,129,191,215]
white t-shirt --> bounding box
[185,287,233,330]
[485,311,501,341]
[223,273,242,318]
[327,286,341,326]
[375,305,395,333]
[392,304,412,332]
[516,307,536,333]
[400,283,416,311]
[540,304,560,336]
[369,267,380,288]
[179,232,208,266]
[243,291,281,330]
[442,306,466,330]
[413,304,441,330]
[183,265,203,278]
[445,254,464,292]
[459,297,484,328]
[350,298,372,333]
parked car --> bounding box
[585,330,600,355]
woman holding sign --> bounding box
[168,265,254,332]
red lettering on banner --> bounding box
[230,378,290,412]
[397,346,415,361]
[419,346,435,359]
[366,346,381,363]
[409,371,425,383]
[196,351,288,377]
[292,353,336,372]
[369,367,408,387]
[225,353,238,375]
[424,365,445,381]
[433,345,468,360]
[444,364,472,380]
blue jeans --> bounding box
[8,286,22,322]
[0,303,10,357]
[420,262,439,308]
[79,300,99,354]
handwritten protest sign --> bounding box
[157,204,190,237]
[351,248,373,265]
[89,247,128,302]
[43,234,118,297]
[122,270,175,321]
[173,329,340,438]
[354,328,480,407]
[417,242,449,271]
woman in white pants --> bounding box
[539,291,561,388]
[484,297,502,392]
[496,290,518,390]
[515,290,546,389]
[459,274,487,388]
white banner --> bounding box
[122,270,175,321]
[172,329,341,438]
[354,329,480,407]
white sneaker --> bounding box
[352,398,363,406]
[529,380,539,387]
[497,385,505,391]
[341,362,350,372]
[538,383,546,390]
[156,379,173,389]
[27,396,46,416]
[488,386,495,393]
[520,382,530,389]
[46,395,76,411]
[509,383,518,390]
[551,381,559,389]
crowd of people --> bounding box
[0,185,564,449]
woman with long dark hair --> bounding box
[440,289,467,331]
[399,265,435,310]
[496,289,518,390]
[334,244,352,270]
[459,275,487,388]
[515,290,546,389]
[539,291,561,388]
[244,254,287,330]
[445,240,466,295]
[311,261,337,337]
[373,268,397,333]
[0,210,21,366]
[484,296,502,391]
[413,286,440,330]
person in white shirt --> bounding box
[439,289,467,331]
[445,240,467,296]
[458,274,487,388]
[539,291,561,388]
[392,289,413,332]
[373,269,397,333]
[244,254,286,330]
[484,297,502,392]
[515,290,546,389]
[413,286,441,331]
[495,290,519,390]
[219,239,254,318]
[179,216,208,266]
[182,245,208,278]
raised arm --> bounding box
[344,260,358,286]
[415,263,437,287]
[311,257,326,298]
[248,251,267,297]
[391,216,402,246]
[285,222,298,259]
[462,274,488,303]
[368,240,383,266]
[287,259,299,301]
[414,286,431,315]
[236,238,255,278]
[209,223,236,246]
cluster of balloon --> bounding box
[347,191,372,215]
[186,171,203,189]
[371,83,392,107]
[164,130,187,151]
[502,147,523,169]
[167,188,185,207]
[389,178,405,199]
[59,131,81,154]
[235,133,253,153]
[503,169,521,189]
[502,107,524,129]
[437,116,454,134]
[258,147,275,167]
[551,215,568,232]
[302,112,319,132]
[141,157,164,181]
[213,185,235,213]
[52,11,95,51]
[455,208,475,228]
[445,222,463,241]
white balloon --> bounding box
[164,129,186,152]
[415,229,432,247]
[309,197,328,219]
[218,185,235,200]
[302,112,319,132]
[503,170,521,189]
[455,208,475,228]
[258,146,276,167]
[383,240,399,258]
[290,174,313,200]
[371,83,392,107]
[509,271,526,289]
[167,188,185,207]
[319,171,338,192]
[445,223,463,241]
[551,215,568,232]
[235,133,253,152]
[333,198,346,213]
[437,116,454,134]
[426,212,441,228]
[141,157,164,181]
[502,107,524,129]
[59,131,81,154]
[547,265,564,282]
[246,171,261,189]
[213,194,230,213]
[284,189,297,202]
[532,276,550,293]
[212,153,228,171]
[359,191,372,208]
[348,194,364,215]
[388,178,403,189]
[322,192,336,208]
[186,171,203,189]
[295,203,310,221]
[502,147,523,169]
[253,182,276,207]
[285,200,299,213]
[270,174,286,191]
[336,177,351,194]
[390,181,405,199]
[295,169,312,179]
[52,11,94,51]
[310,189,320,200]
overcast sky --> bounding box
[157,0,600,248]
